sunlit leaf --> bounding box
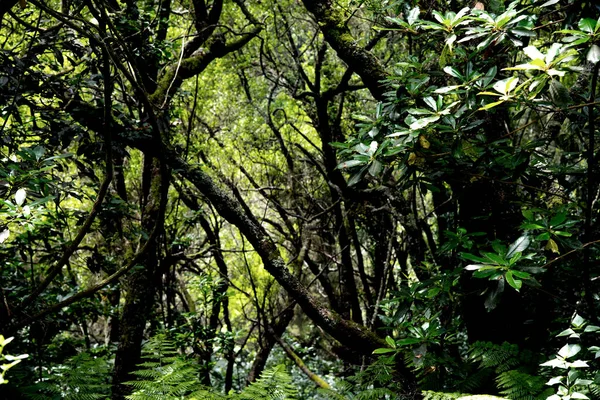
[545,238,559,254]
[373,348,396,354]
[409,116,440,130]
[0,229,9,244]
[337,160,366,169]
[478,100,505,110]
[14,188,26,206]
[558,343,581,358]
[444,66,463,79]
[523,45,545,61]
[572,314,586,328]
[578,18,597,33]
[546,376,563,385]
[507,235,530,258]
[587,44,600,64]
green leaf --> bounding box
[396,338,422,346]
[28,195,56,207]
[522,223,544,230]
[444,66,463,79]
[541,357,568,369]
[547,376,564,385]
[579,18,597,33]
[549,80,573,107]
[557,328,575,337]
[32,146,45,161]
[482,252,506,265]
[407,6,420,26]
[385,336,396,348]
[478,100,505,110]
[558,343,581,358]
[337,159,366,169]
[510,270,531,279]
[409,116,440,130]
[465,264,485,270]
[545,238,559,254]
[537,232,551,241]
[587,44,600,64]
[493,77,519,96]
[43,152,74,162]
[407,108,433,115]
[0,229,9,244]
[572,314,586,328]
[423,96,437,110]
[373,348,396,354]
[505,271,522,291]
[368,160,383,176]
[461,253,489,263]
[571,393,590,400]
[14,188,26,206]
[507,235,530,258]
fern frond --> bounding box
[495,369,545,400]
[237,365,298,400]
[21,352,111,400]
[469,342,520,373]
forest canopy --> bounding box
[0,0,600,399]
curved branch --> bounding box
[300,0,388,101]
[164,146,391,356]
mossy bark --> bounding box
[111,157,168,400]
[300,0,389,101]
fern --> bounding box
[23,351,111,400]
[469,342,521,373]
[125,334,201,399]
[127,336,297,400]
[237,365,298,400]
[187,365,298,400]
[456,366,493,393]
[495,370,548,400]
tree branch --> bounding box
[300,0,388,101]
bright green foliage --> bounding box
[542,314,600,400]
[23,351,111,400]
[125,335,200,399]
[0,335,28,385]
[495,370,549,400]
[469,342,522,373]
[125,334,298,400]
[1,0,600,398]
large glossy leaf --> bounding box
[507,235,530,258]
[558,343,581,358]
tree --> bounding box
[0,0,599,399]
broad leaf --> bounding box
[558,343,581,358]
[507,235,530,258]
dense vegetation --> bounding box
[1,0,600,398]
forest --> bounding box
[0,0,599,398]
